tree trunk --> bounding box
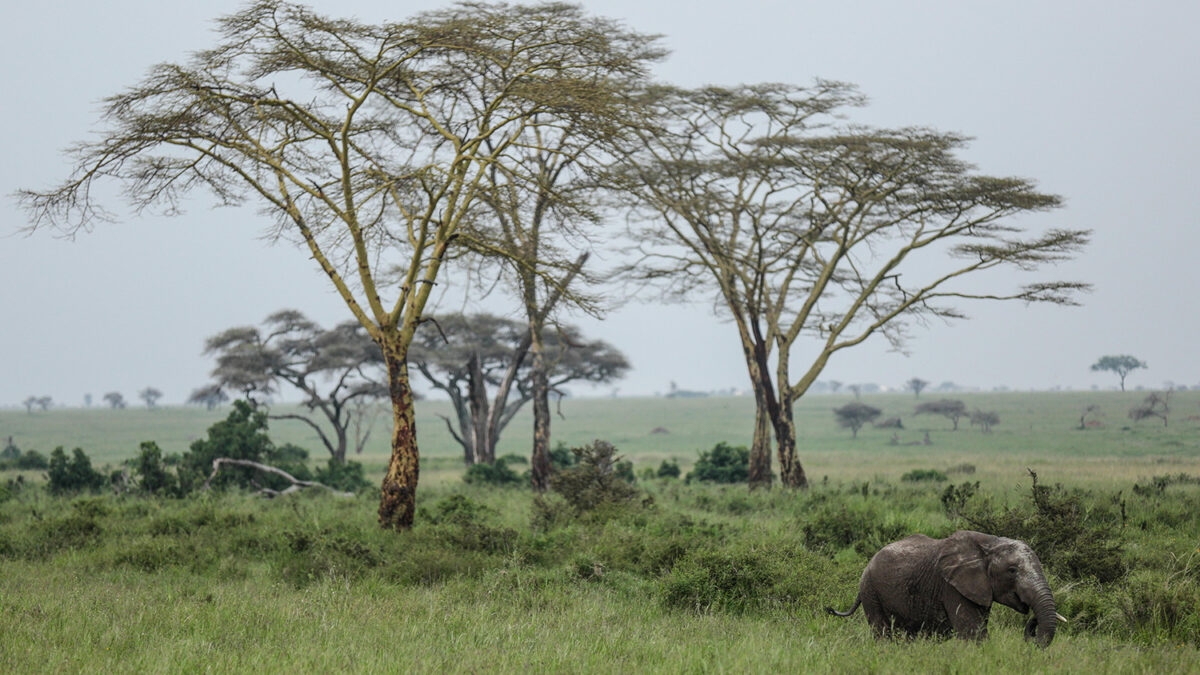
[747,393,773,489]
[774,397,808,488]
[467,352,491,464]
[529,326,552,493]
[378,342,419,531]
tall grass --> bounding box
[2,391,1199,671]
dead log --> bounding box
[203,458,354,498]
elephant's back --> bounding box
[865,533,939,574]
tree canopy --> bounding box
[409,312,628,465]
[612,83,1089,486]
[1090,355,1146,391]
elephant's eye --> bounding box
[1007,565,1018,574]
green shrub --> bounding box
[548,442,578,470]
[802,502,910,557]
[901,468,948,482]
[133,441,178,496]
[463,459,523,486]
[944,471,1125,583]
[12,450,48,470]
[314,459,370,492]
[656,459,681,479]
[498,453,528,465]
[179,400,312,493]
[549,440,640,514]
[47,447,106,494]
[686,442,748,484]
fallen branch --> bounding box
[203,458,354,498]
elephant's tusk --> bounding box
[1055,612,1068,623]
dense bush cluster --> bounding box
[686,442,749,483]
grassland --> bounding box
[1,390,1199,673]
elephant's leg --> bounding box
[943,596,990,640]
[861,591,893,639]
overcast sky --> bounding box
[2,0,1197,406]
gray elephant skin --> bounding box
[826,530,1060,646]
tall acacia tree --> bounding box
[469,120,637,490]
[19,1,661,529]
[615,83,1090,488]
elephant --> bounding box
[826,530,1065,646]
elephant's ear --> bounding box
[936,533,992,606]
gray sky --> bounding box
[2,0,1198,406]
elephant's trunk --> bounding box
[1028,584,1058,647]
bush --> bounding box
[548,442,578,470]
[47,447,106,494]
[463,458,523,486]
[802,502,910,557]
[0,448,49,472]
[549,440,640,514]
[657,459,681,479]
[314,459,371,492]
[686,442,748,484]
[944,471,1125,582]
[133,441,178,496]
[901,468,948,482]
[179,400,312,493]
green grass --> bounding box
[2,390,1199,672]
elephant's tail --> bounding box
[825,597,861,617]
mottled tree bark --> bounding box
[378,344,419,531]
[529,323,553,492]
[747,390,773,489]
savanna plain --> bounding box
[2,390,1199,673]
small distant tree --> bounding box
[102,392,126,409]
[1090,355,1146,391]
[188,384,229,411]
[848,384,863,400]
[905,378,930,398]
[22,397,37,414]
[915,399,968,430]
[970,409,1000,433]
[828,381,843,394]
[84,393,93,407]
[834,402,882,438]
[1129,391,1170,427]
[139,387,163,409]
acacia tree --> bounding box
[409,313,628,466]
[905,377,929,398]
[202,309,387,464]
[102,392,126,410]
[914,398,968,430]
[834,401,882,438]
[1090,355,1146,391]
[615,83,1089,488]
[20,2,659,529]
[139,387,163,409]
[188,384,229,410]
